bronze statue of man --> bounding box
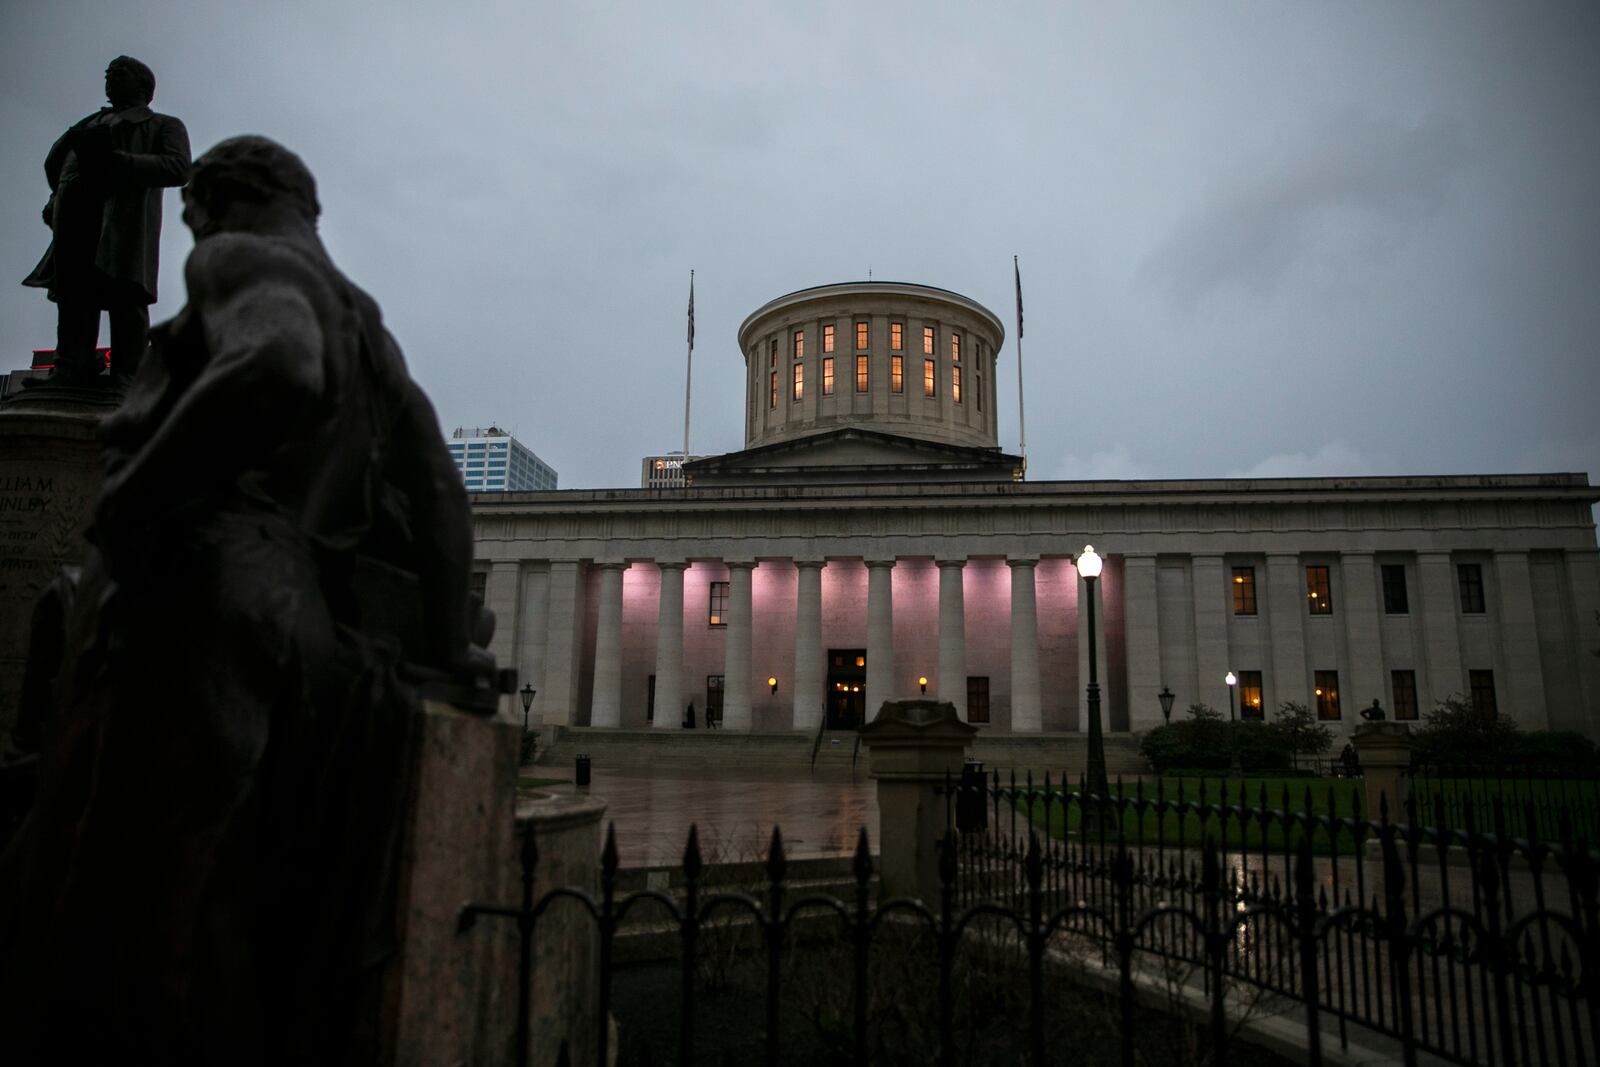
[0,136,490,1063]
[22,56,190,385]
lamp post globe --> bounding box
[1079,544,1111,826]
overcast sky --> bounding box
[3,2,1596,493]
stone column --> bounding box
[484,560,521,718]
[1568,549,1600,728]
[1494,550,1548,728]
[1417,551,1464,708]
[859,699,977,902]
[723,561,755,731]
[866,559,897,712]
[652,561,687,729]
[1341,553,1385,712]
[1265,553,1309,709]
[1190,555,1231,713]
[517,564,550,729]
[1122,555,1163,729]
[937,559,968,720]
[1007,557,1042,732]
[589,561,628,728]
[1350,721,1414,822]
[540,561,585,729]
[793,560,825,731]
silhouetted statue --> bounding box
[0,136,494,1065]
[1360,699,1387,722]
[22,56,190,385]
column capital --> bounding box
[864,558,897,571]
[1005,555,1040,569]
[655,559,690,572]
[935,558,967,570]
[793,558,826,571]
[724,558,757,572]
[593,560,631,572]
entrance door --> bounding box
[825,649,867,729]
[705,674,724,728]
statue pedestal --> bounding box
[1350,721,1414,822]
[860,699,976,902]
[0,390,113,742]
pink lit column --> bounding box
[723,561,755,731]
[866,559,896,714]
[793,560,825,731]
[589,561,628,728]
[652,561,687,729]
[1008,557,1042,732]
[937,559,967,720]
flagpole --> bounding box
[683,269,694,458]
[1014,255,1027,476]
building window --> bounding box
[1469,669,1497,716]
[709,581,729,627]
[1392,670,1417,720]
[923,359,936,397]
[822,357,834,395]
[1237,671,1264,719]
[952,365,962,403]
[891,322,903,351]
[976,370,982,412]
[855,355,868,393]
[770,339,777,367]
[967,676,990,724]
[856,321,869,351]
[470,571,487,601]
[822,324,834,353]
[1306,565,1332,615]
[647,674,655,723]
[1458,563,1486,614]
[793,362,804,401]
[1314,670,1341,720]
[951,332,961,362]
[923,325,935,355]
[891,355,903,393]
[1232,567,1257,615]
[769,371,777,409]
[1381,564,1409,614]
[706,674,724,728]
[793,330,804,360]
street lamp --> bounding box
[918,676,928,695]
[1158,686,1176,724]
[1224,671,1242,777]
[768,676,779,694]
[1079,545,1112,825]
[519,683,536,733]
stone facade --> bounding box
[471,282,1600,741]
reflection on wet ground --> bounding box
[541,766,880,869]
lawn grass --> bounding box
[517,776,569,789]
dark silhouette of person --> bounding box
[22,56,190,386]
[0,135,485,1064]
[684,700,696,728]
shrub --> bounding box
[1140,703,1292,774]
[1412,694,1519,767]
[1266,701,1334,771]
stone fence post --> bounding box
[859,699,976,902]
[1350,721,1415,823]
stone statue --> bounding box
[1360,699,1387,722]
[0,136,495,1064]
[21,56,190,386]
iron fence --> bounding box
[944,769,1600,1067]
[1409,760,1600,845]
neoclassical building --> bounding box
[472,282,1600,739]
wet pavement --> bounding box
[540,765,880,869]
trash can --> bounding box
[956,758,987,834]
[575,753,592,787]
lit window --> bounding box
[709,582,728,627]
[923,359,936,397]
[793,330,804,360]
[891,322,904,351]
[823,325,834,353]
[856,321,869,350]
[1381,564,1408,614]
[966,677,990,724]
[1232,567,1257,615]
[951,333,961,362]
[769,371,777,409]
[1237,671,1264,718]
[923,325,935,355]
[793,362,803,400]
[891,355,903,393]
[822,357,834,395]
[1306,565,1332,615]
[1469,669,1497,716]
[1314,671,1341,720]
[856,355,868,392]
[952,365,962,403]
[1458,563,1485,613]
[1392,670,1417,720]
